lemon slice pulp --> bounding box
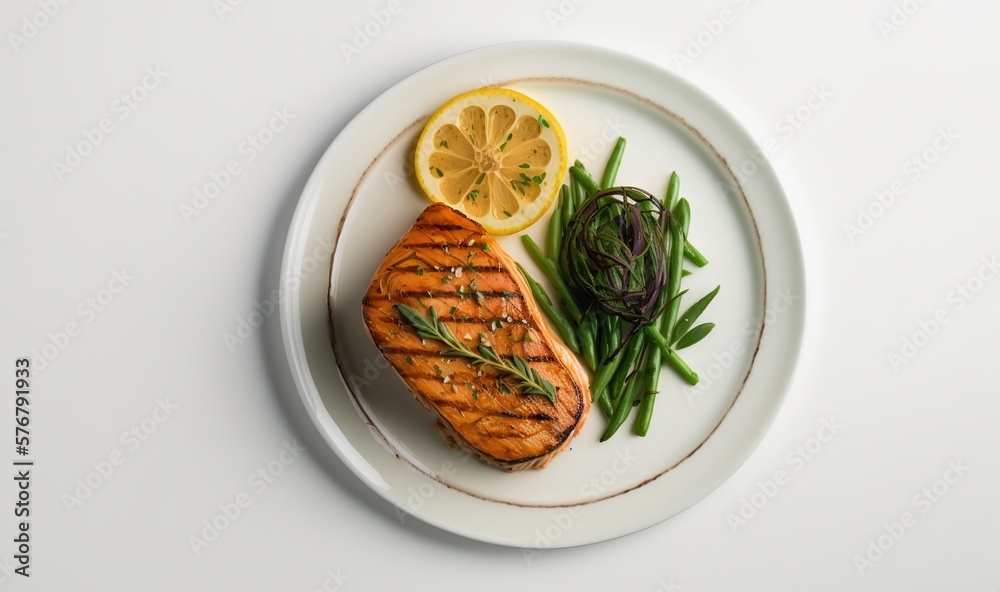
[414,88,567,235]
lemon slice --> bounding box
[414,88,567,235]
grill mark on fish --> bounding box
[411,223,475,232]
[365,290,525,302]
[384,351,558,364]
[360,203,590,471]
[386,262,509,275]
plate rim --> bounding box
[280,39,806,547]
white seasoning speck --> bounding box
[468,239,476,246]
[455,267,462,277]
[463,333,472,340]
[442,376,451,384]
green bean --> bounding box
[643,324,672,357]
[597,315,615,362]
[607,332,645,404]
[562,182,577,230]
[579,313,598,371]
[521,235,583,322]
[668,179,707,266]
[569,165,601,197]
[594,390,615,419]
[515,263,580,353]
[662,199,690,343]
[664,350,698,384]
[635,185,676,435]
[554,185,573,280]
[634,346,661,436]
[676,197,690,234]
[590,346,623,402]
[601,137,627,189]
[601,368,645,441]
[684,241,709,267]
[570,175,589,207]
[546,190,564,259]
[665,172,680,211]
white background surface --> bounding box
[1,1,997,590]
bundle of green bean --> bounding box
[518,137,720,440]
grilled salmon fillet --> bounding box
[360,203,590,471]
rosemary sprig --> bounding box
[394,303,557,405]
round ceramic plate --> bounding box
[280,41,805,548]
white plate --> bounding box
[280,41,805,548]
